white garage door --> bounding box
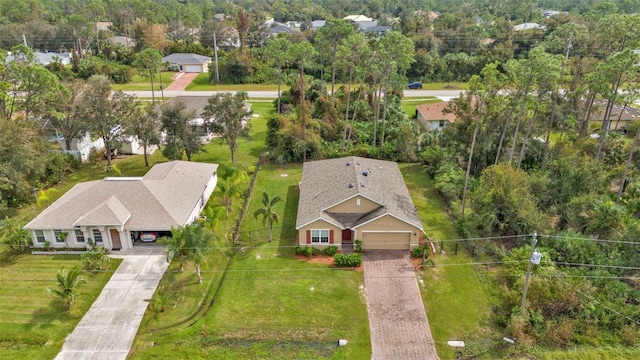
[362,231,411,250]
[185,65,202,73]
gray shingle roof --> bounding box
[295,156,423,230]
[162,53,211,65]
[25,161,218,231]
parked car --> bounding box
[408,81,423,89]
[140,231,158,242]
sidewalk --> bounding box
[55,246,168,360]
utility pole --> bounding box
[520,232,541,317]
[213,32,220,83]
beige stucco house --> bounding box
[296,156,423,251]
[24,161,218,251]
[162,53,212,73]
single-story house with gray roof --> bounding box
[24,161,218,251]
[296,156,424,250]
[162,53,212,73]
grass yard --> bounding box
[0,250,121,359]
[111,72,175,91]
[186,73,289,91]
[401,97,442,117]
[401,163,495,360]
[130,163,370,359]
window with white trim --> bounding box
[439,120,446,127]
[311,229,329,244]
[54,230,65,243]
[75,229,85,243]
[34,230,45,243]
[92,229,103,242]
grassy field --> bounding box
[0,250,121,359]
[401,97,442,117]
[111,72,175,91]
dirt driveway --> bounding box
[363,250,439,360]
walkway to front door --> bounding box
[363,250,440,360]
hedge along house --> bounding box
[24,161,218,251]
[296,156,423,251]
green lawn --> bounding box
[401,163,495,360]
[0,250,121,359]
[401,97,441,117]
[186,73,289,91]
[111,72,175,91]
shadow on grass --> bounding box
[278,184,299,259]
[0,249,21,267]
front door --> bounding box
[110,229,122,250]
[342,229,352,242]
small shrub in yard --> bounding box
[302,246,319,257]
[334,253,362,267]
[294,246,303,255]
[354,239,362,253]
[81,248,111,271]
[322,246,338,256]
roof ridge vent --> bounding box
[346,161,351,166]
[349,183,354,188]
[362,170,369,176]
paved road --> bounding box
[363,250,440,360]
[124,89,464,100]
[55,246,168,360]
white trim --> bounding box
[296,217,343,231]
[352,213,424,231]
[310,229,330,244]
[362,230,412,234]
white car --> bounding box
[140,231,158,242]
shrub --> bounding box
[411,246,425,258]
[294,246,303,255]
[354,240,362,253]
[334,253,362,267]
[81,248,111,271]
[302,246,319,257]
[322,246,338,256]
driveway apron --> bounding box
[363,250,439,360]
[55,246,168,360]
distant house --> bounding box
[6,51,72,66]
[60,132,105,162]
[362,25,392,38]
[266,22,296,36]
[163,96,252,143]
[311,20,326,30]
[296,156,424,251]
[24,161,218,251]
[343,14,379,30]
[514,23,546,31]
[109,35,136,48]
[95,21,112,32]
[162,53,212,73]
[416,102,456,131]
[589,101,640,131]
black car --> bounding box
[408,81,423,89]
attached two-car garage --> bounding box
[361,231,412,250]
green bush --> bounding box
[81,248,111,271]
[294,246,303,255]
[334,253,362,267]
[354,240,362,253]
[302,246,319,257]
[322,245,338,256]
[411,246,425,258]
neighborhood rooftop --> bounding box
[296,156,423,230]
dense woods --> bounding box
[2,0,640,355]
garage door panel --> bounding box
[362,232,410,250]
[185,65,201,72]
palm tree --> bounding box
[163,227,188,272]
[254,191,283,242]
[217,174,246,218]
[0,217,31,253]
[49,267,86,312]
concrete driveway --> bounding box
[363,250,439,360]
[55,246,168,360]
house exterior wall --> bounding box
[185,174,218,224]
[31,226,134,251]
[61,133,105,162]
[327,195,379,213]
[354,215,420,248]
[297,219,342,249]
[417,115,447,131]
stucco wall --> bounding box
[354,214,421,247]
[327,195,379,213]
[297,219,342,248]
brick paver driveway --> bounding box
[363,250,439,360]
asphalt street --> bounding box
[123,89,464,100]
